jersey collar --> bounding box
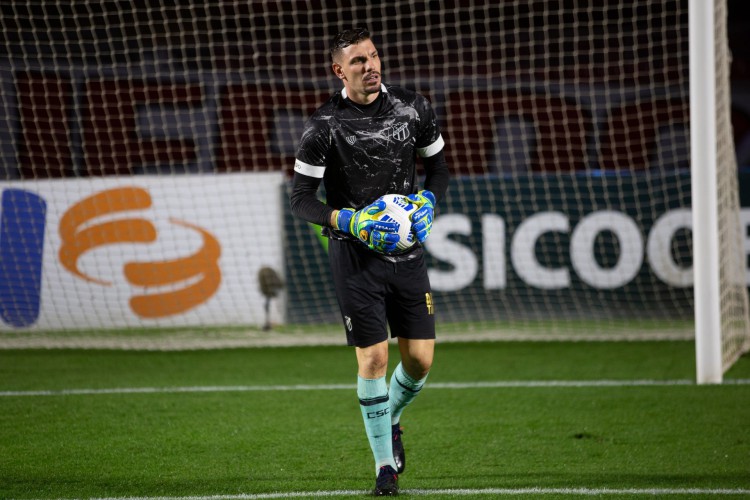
[341,83,387,100]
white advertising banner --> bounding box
[0,173,285,331]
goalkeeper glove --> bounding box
[407,190,436,243]
[335,200,400,253]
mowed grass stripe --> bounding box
[2,378,750,397]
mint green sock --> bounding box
[357,376,397,474]
[388,362,428,425]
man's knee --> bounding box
[399,339,434,380]
[356,341,390,378]
[404,356,432,380]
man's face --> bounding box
[332,39,382,104]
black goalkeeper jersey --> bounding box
[292,84,446,226]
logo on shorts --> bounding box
[425,293,434,315]
[345,135,356,145]
[345,315,353,331]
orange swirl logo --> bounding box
[59,187,221,318]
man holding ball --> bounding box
[290,27,450,495]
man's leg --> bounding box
[328,240,398,493]
[356,340,398,474]
[388,338,434,473]
[389,338,434,423]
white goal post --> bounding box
[690,0,750,383]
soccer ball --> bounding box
[375,193,418,252]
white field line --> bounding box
[25,486,750,499]
[2,378,749,397]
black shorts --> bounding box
[328,239,436,348]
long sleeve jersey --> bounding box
[290,83,450,232]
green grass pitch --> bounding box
[1,341,749,499]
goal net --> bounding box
[0,1,748,370]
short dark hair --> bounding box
[330,27,370,61]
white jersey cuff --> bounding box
[418,134,445,158]
[294,159,326,178]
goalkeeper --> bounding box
[290,27,449,496]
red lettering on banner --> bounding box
[12,72,694,178]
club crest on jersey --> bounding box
[391,122,410,142]
[345,135,357,145]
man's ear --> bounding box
[332,62,346,81]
